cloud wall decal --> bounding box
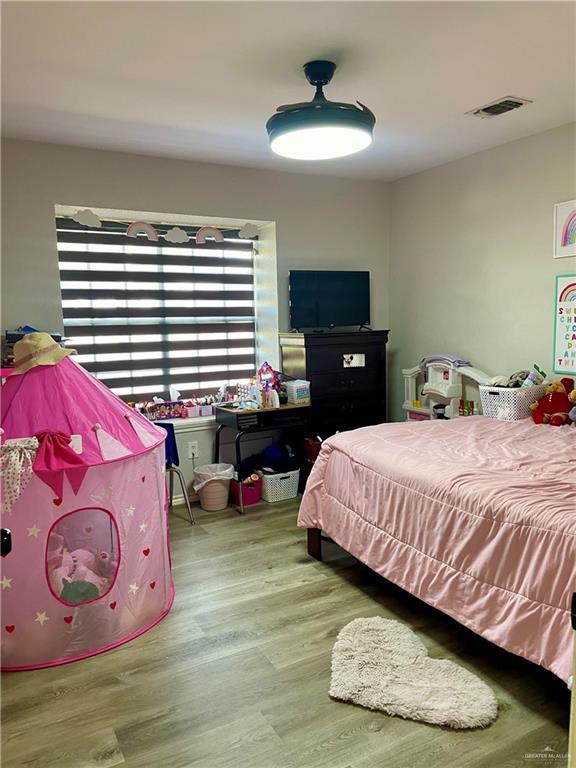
[72,209,101,228]
[164,227,189,244]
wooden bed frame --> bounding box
[307,528,324,561]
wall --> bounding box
[1,138,390,335]
[388,122,576,421]
[4,127,575,431]
[1,138,390,497]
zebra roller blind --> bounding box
[56,217,256,401]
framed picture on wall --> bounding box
[553,200,576,258]
[553,274,576,374]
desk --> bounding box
[214,403,310,514]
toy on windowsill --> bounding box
[145,401,188,421]
[530,378,575,426]
[257,361,280,392]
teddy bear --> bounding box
[569,388,576,425]
[530,377,574,426]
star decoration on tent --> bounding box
[98,486,113,500]
[126,505,136,517]
[27,525,41,538]
[35,611,49,626]
[139,522,148,533]
[0,576,12,589]
[128,583,139,595]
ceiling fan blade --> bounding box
[357,101,376,121]
[275,101,314,112]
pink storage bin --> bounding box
[200,405,213,416]
[230,478,262,507]
[187,406,200,418]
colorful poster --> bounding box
[553,200,576,258]
[554,274,576,374]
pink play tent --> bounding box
[0,351,173,670]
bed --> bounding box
[297,415,576,683]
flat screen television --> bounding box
[289,270,370,329]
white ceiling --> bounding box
[2,1,575,180]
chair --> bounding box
[157,423,195,525]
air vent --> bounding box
[466,96,533,119]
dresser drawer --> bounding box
[306,344,382,374]
[310,369,380,397]
[311,397,386,433]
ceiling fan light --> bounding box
[266,60,376,162]
[270,125,372,160]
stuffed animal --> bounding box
[46,532,65,570]
[530,377,574,426]
[95,550,118,578]
[60,579,100,604]
[48,547,108,596]
[569,387,576,424]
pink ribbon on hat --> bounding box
[33,431,88,499]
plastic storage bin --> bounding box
[286,380,310,404]
[261,469,300,503]
[479,384,546,421]
[230,477,262,507]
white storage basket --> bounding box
[479,384,546,421]
[261,469,300,503]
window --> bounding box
[47,508,120,606]
[56,216,256,400]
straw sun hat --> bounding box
[10,332,76,375]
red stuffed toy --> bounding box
[530,377,574,426]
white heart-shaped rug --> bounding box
[330,617,498,729]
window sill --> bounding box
[155,416,217,432]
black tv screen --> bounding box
[289,270,370,329]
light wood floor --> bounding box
[2,500,570,768]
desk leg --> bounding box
[214,424,225,463]
[235,430,246,515]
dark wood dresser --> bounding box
[279,330,389,437]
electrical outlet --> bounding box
[187,441,199,459]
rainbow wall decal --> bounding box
[126,221,159,241]
[560,210,576,246]
[559,282,576,302]
[195,226,224,244]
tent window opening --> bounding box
[46,508,120,606]
[56,216,257,401]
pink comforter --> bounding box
[298,416,576,682]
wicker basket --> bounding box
[197,479,231,511]
[261,469,300,503]
[479,384,546,421]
